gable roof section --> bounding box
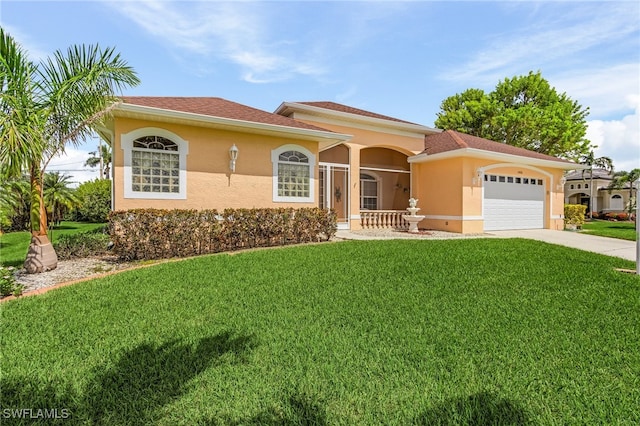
[275,101,440,136]
[294,101,420,125]
[409,130,582,170]
[120,97,333,133]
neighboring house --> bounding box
[564,169,632,214]
[98,97,581,234]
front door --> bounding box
[319,163,350,229]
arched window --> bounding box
[360,173,379,210]
[271,145,315,202]
[570,184,574,189]
[611,194,623,210]
[122,128,188,199]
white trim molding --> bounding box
[121,127,189,200]
[271,144,316,203]
[408,147,584,171]
[424,215,484,221]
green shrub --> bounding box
[564,204,586,227]
[74,179,111,222]
[109,208,337,261]
[53,228,111,260]
[0,266,23,297]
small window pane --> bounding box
[507,177,514,183]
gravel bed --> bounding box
[13,256,133,293]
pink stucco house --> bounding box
[98,97,581,233]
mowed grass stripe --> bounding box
[1,239,638,424]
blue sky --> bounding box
[2,0,639,184]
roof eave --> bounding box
[276,101,441,136]
[114,102,352,144]
[408,148,587,170]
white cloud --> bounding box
[551,64,640,118]
[105,0,326,84]
[46,146,102,188]
[441,3,639,86]
[587,103,640,173]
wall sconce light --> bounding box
[229,144,239,172]
[472,168,484,186]
[557,176,567,190]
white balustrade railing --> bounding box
[360,210,409,230]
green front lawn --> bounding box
[581,219,637,241]
[1,239,638,424]
[0,222,106,267]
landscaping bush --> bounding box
[616,213,629,221]
[590,212,601,219]
[0,266,23,297]
[564,204,586,227]
[604,212,618,221]
[53,228,111,260]
[109,208,337,261]
[73,179,111,222]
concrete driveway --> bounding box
[488,229,637,261]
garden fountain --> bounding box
[403,198,426,233]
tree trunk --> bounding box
[24,164,58,273]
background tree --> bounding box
[579,151,614,219]
[0,175,30,233]
[73,178,112,223]
[0,28,139,272]
[607,169,640,218]
[84,144,111,178]
[43,172,79,226]
[435,71,591,160]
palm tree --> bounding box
[607,168,640,218]
[84,144,112,178]
[0,28,139,273]
[44,172,79,226]
[579,151,614,219]
[0,175,30,233]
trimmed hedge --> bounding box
[564,204,586,227]
[109,208,337,261]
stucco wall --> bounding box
[412,157,566,233]
[112,117,319,211]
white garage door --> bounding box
[483,174,544,231]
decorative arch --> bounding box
[121,127,189,199]
[271,144,316,203]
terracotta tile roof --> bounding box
[120,97,333,132]
[295,101,420,125]
[422,130,573,163]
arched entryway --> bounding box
[360,147,410,210]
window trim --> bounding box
[121,127,189,199]
[271,144,315,203]
[359,172,380,210]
